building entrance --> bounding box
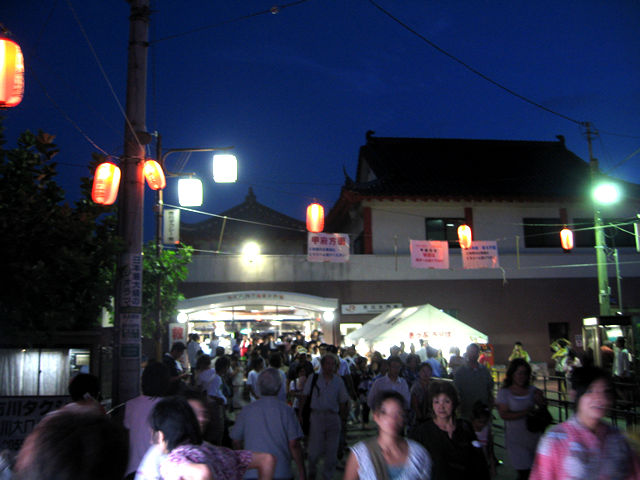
[176,290,339,350]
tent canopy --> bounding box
[345,304,488,357]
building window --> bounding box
[425,218,465,247]
[522,218,562,248]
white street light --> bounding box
[593,182,621,205]
[213,154,238,183]
[242,241,260,263]
[178,178,203,206]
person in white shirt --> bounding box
[367,356,411,411]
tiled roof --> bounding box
[181,187,305,241]
[348,133,598,200]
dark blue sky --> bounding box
[3,1,639,242]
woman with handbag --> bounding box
[496,358,547,480]
[343,391,431,480]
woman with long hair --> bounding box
[496,358,546,480]
[343,391,431,480]
[409,381,488,480]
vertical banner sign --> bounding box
[410,239,449,269]
[117,253,143,401]
[461,241,500,269]
[163,208,180,245]
[307,233,350,262]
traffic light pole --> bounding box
[112,0,151,404]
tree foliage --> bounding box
[141,241,193,344]
[0,122,121,338]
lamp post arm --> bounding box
[160,146,234,167]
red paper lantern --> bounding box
[0,38,25,108]
[143,159,166,190]
[92,162,121,205]
[457,224,472,249]
[560,227,574,251]
[306,203,324,233]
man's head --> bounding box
[141,361,170,397]
[15,411,128,480]
[465,343,480,364]
[68,374,100,402]
[170,342,186,359]
[388,356,403,379]
[320,353,339,374]
[257,368,283,397]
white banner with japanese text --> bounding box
[461,241,500,269]
[410,240,449,269]
[307,233,350,263]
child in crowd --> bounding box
[472,401,497,478]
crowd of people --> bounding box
[3,330,640,480]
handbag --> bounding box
[526,405,552,433]
[301,373,318,435]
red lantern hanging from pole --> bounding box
[0,37,24,108]
[560,227,574,251]
[306,203,324,233]
[457,224,472,249]
[143,159,166,190]
[92,162,121,205]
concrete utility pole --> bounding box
[112,0,151,404]
[585,122,611,316]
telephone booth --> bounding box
[582,315,637,375]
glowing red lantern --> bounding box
[143,159,166,190]
[457,224,472,249]
[560,227,574,251]
[306,203,324,233]
[92,162,121,205]
[0,38,25,108]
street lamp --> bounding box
[591,179,622,316]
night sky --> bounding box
[2,1,639,242]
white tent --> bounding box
[345,304,488,357]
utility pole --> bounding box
[585,122,611,316]
[112,0,151,404]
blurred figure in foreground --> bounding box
[15,410,128,480]
[149,396,275,480]
[343,391,431,480]
[530,366,640,479]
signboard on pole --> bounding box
[410,240,449,269]
[307,233,350,262]
[461,241,500,269]
[163,208,180,245]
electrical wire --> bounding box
[65,0,144,154]
[368,0,640,142]
[151,0,313,44]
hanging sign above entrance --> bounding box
[307,232,350,263]
[341,303,403,315]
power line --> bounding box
[368,0,640,142]
[65,0,144,154]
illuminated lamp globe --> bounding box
[92,162,121,205]
[593,183,620,205]
[306,203,325,232]
[560,227,574,251]
[323,310,335,322]
[178,178,203,206]
[177,312,188,324]
[213,154,237,183]
[143,159,166,190]
[457,224,472,249]
[0,38,25,108]
[242,241,260,262]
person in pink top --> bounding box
[530,366,640,480]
